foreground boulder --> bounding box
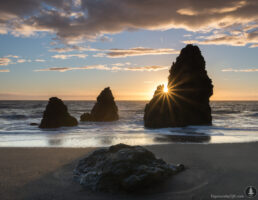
[80,87,119,122]
[73,143,184,192]
[144,44,213,128]
[39,97,78,128]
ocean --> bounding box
[0,101,257,147]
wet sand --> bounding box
[0,142,258,200]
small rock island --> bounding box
[80,87,119,122]
[39,97,78,128]
[144,44,213,128]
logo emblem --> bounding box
[246,186,256,198]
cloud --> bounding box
[183,34,192,37]
[100,47,179,58]
[35,67,74,72]
[35,59,46,62]
[16,58,32,63]
[0,69,9,72]
[6,55,19,58]
[112,63,125,67]
[52,54,88,59]
[177,1,247,16]
[0,57,11,66]
[123,66,168,71]
[112,62,131,67]
[0,24,8,34]
[222,68,258,72]
[0,0,257,46]
[183,30,258,46]
[93,53,106,58]
[49,46,99,53]
[51,46,178,58]
[35,65,168,72]
[17,59,26,63]
[250,44,258,48]
[35,65,109,72]
[0,56,34,65]
[10,23,53,37]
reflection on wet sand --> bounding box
[100,136,114,145]
[47,134,64,146]
[155,134,211,143]
[48,138,63,146]
[43,132,159,147]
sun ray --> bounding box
[147,81,201,119]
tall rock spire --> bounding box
[144,44,213,128]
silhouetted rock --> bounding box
[80,87,119,122]
[144,44,213,128]
[74,143,184,192]
[39,97,78,128]
[80,113,91,121]
[30,123,38,126]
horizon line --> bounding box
[0,99,258,102]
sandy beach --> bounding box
[0,142,258,200]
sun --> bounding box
[163,84,168,93]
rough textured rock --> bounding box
[144,44,213,128]
[39,97,78,128]
[73,143,184,192]
[80,87,119,122]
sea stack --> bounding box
[80,87,119,122]
[39,97,78,128]
[144,44,213,128]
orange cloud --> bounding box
[0,69,9,72]
[52,54,88,59]
[104,47,179,58]
[222,68,258,72]
[34,65,168,72]
[0,57,11,66]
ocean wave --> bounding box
[212,110,241,114]
[247,112,258,117]
[0,101,258,146]
[0,114,28,120]
[31,103,45,109]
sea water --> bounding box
[0,101,257,147]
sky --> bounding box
[0,0,257,100]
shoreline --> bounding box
[1,138,258,148]
[0,139,258,148]
[1,142,258,200]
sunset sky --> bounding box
[0,0,257,100]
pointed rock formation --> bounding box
[144,44,213,128]
[80,87,119,122]
[39,97,78,128]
